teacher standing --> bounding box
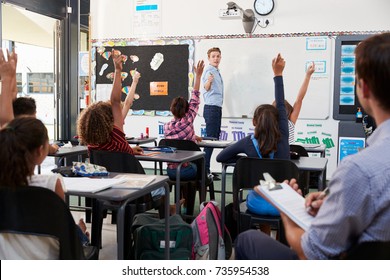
[201,47,224,178]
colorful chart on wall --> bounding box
[93,40,193,115]
[195,36,332,119]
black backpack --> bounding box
[130,213,193,260]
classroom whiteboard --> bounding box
[195,36,333,119]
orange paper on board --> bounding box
[150,81,168,96]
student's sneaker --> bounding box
[212,172,221,181]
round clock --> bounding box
[254,0,274,16]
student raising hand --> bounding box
[0,48,18,127]
[272,53,285,76]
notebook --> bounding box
[63,177,125,193]
[255,182,314,231]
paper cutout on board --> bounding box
[99,63,108,76]
[101,51,111,60]
[150,53,164,70]
[130,55,139,63]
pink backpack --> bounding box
[191,201,232,260]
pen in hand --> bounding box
[306,186,329,213]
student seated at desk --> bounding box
[216,54,290,224]
[164,60,205,180]
[12,96,60,154]
[163,60,204,213]
[76,50,166,201]
[0,117,90,259]
[235,33,390,260]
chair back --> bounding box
[289,144,309,157]
[0,186,86,259]
[340,241,390,260]
[89,149,145,174]
[233,157,300,207]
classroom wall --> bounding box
[90,0,390,177]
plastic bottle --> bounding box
[356,107,363,123]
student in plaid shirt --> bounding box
[164,60,205,181]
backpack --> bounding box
[130,213,193,260]
[191,201,233,260]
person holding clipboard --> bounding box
[235,33,390,260]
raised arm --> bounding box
[185,60,205,123]
[122,70,140,121]
[272,53,289,160]
[290,62,315,124]
[193,60,205,92]
[111,49,125,131]
[0,49,18,127]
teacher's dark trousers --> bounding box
[203,104,222,174]
[235,229,299,260]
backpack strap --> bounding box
[251,134,274,159]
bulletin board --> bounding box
[195,36,333,119]
[332,34,372,121]
[94,44,190,112]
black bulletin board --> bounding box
[95,44,189,111]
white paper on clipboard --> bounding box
[255,182,314,231]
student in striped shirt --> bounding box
[77,50,143,156]
[272,62,315,144]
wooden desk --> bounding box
[38,145,89,174]
[48,145,88,165]
[64,173,170,260]
[127,137,158,146]
[136,150,205,213]
[291,156,328,191]
[301,143,327,158]
[197,140,235,149]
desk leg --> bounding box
[220,163,234,240]
[318,168,327,191]
[220,164,228,240]
[117,198,133,260]
[90,199,103,258]
[200,157,206,203]
[164,182,170,260]
[175,163,183,214]
[154,140,158,175]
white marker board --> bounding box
[195,36,332,119]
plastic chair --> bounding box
[158,138,214,216]
[0,186,98,259]
[338,241,390,260]
[232,157,300,244]
[290,144,316,195]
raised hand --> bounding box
[194,60,205,77]
[272,53,286,76]
[112,49,123,71]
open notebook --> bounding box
[255,182,314,231]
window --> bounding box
[16,73,23,94]
[27,73,54,94]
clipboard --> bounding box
[255,173,314,231]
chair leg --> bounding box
[85,197,92,223]
[183,183,196,216]
[239,213,252,233]
[208,181,215,200]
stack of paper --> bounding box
[63,177,126,193]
